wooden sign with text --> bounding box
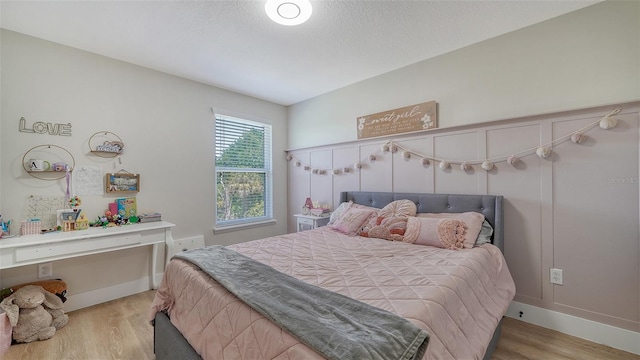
[357,101,437,139]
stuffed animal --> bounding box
[0,285,69,343]
[5,279,68,303]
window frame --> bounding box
[214,113,273,230]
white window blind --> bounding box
[215,114,272,227]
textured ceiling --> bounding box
[0,1,601,106]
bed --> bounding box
[150,191,515,360]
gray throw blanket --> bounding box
[174,246,429,360]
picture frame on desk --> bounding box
[105,173,139,193]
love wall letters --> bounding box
[19,117,72,136]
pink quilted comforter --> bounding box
[150,227,515,360]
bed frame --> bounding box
[154,191,505,360]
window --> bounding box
[215,114,272,227]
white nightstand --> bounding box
[294,214,331,232]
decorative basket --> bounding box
[21,220,42,235]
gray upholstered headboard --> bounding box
[340,191,504,252]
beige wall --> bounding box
[288,1,640,149]
[287,103,640,334]
[285,0,640,338]
[0,30,288,301]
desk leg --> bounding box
[150,243,159,289]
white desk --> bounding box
[0,221,174,289]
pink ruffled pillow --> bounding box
[362,199,417,234]
[404,217,467,250]
[416,212,484,248]
[330,207,377,236]
[378,199,417,218]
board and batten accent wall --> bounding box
[287,103,640,335]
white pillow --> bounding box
[328,201,352,225]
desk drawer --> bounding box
[15,233,142,262]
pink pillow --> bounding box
[360,216,408,241]
[404,217,467,250]
[362,199,417,232]
[416,212,484,248]
[330,207,377,236]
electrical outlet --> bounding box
[174,236,205,255]
[550,268,563,285]
[38,263,53,278]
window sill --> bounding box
[213,219,277,234]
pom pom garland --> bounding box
[481,161,494,171]
[286,108,621,176]
[536,146,551,159]
[599,116,617,130]
[571,132,586,144]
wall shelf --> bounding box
[88,131,124,158]
[22,144,75,180]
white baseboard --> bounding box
[63,273,163,313]
[506,301,640,355]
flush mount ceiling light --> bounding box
[265,0,312,26]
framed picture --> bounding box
[105,173,140,193]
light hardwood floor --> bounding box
[3,290,639,360]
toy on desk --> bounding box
[105,210,114,223]
[60,209,81,232]
[91,210,129,228]
[0,215,14,238]
[75,214,89,230]
[113,214,128,226]
[91,215,109,227]
[68,196,81,208]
